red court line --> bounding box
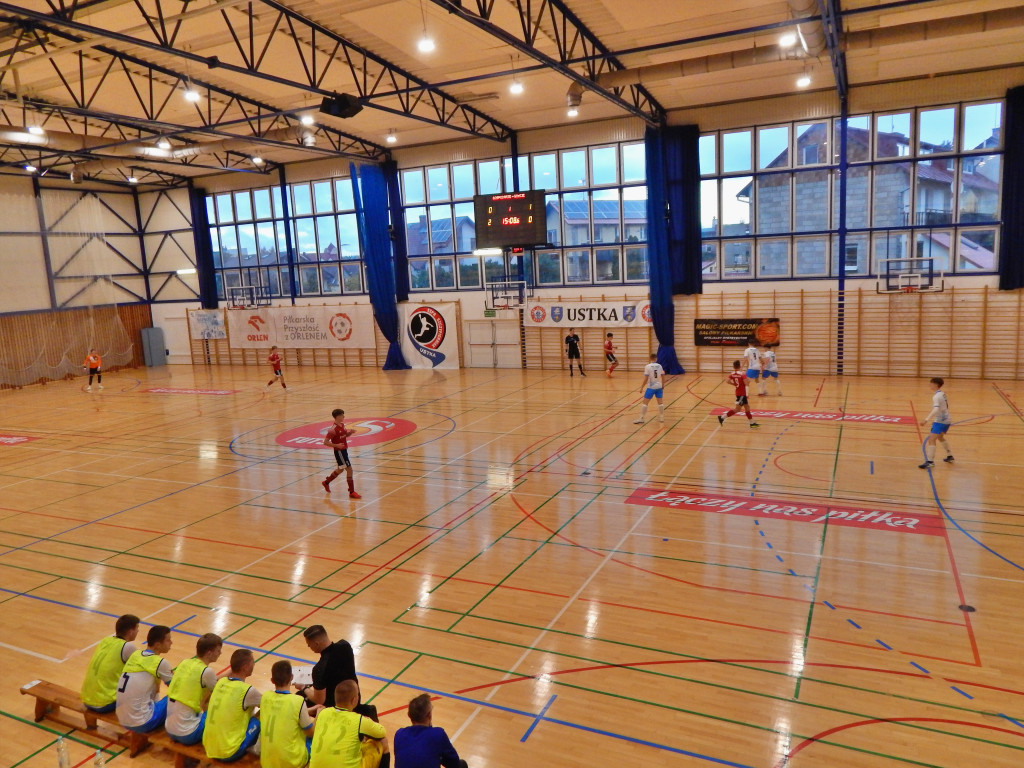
[776,716,1024,767]
[600,421,672,479]
[942,520,982,666]
[812,377,826,408]
[943,678,1024,697]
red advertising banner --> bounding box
[626,488,945,536]
[0,434,39,445]
[709,408,916,425]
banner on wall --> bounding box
[693,318,781,347]
[189,309,226,340]
[524,299,653,328]
[400,303,460,369]
[226,305,376,349]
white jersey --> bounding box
[116,652,173,728]
[165,666,217,738]
[761,350,778,372]
[931,390,951,425]
[643,362,664,390]
[743,346,761,370]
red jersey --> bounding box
[84,353,101,369]
[728,371,747,397]
[268,352,281,370]
[603,338,614,353]
[324,423,350,450]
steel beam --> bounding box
[817,0,849,99]
[430,0,665,126]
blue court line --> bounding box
[875,639,892,650]
[999,713,1024,729]
[920,441,1024,573]
[823,601,835,610]
[788,569,797,576]
[950,686,974,700]
[847,619,861,629]
[2,586,751,766]
[765,542,773,549]
[775,555,784,563]
[869,461,874,475]
[172,615,196,630]
[758,531,765,537]
[521,694,557,742]
[909,662,930,674]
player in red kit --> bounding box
[266,346,287,390]
[717,361,760,429]
[322,408,361,498]
[603,332,619,377]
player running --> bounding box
[718,360,760,429]
[633,354,666,424]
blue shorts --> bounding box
[85,702,116,714]
[126,696,168,734]
[930,422,950,435]
[169,711,206,746]
[644,388,663,401]
[762,370,778,378]
[746,369,760,379]
[216,717,260,763]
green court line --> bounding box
[363,654,423,705]
[0,709,126,762]
[220,617,258,642]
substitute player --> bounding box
[718,361,760,429]
[260,661,316,768]
[83,348,103,391]
[564,328,585,377]
[322,409,361,498]
[759,345,782,396]
[604,333,619,377]
[266,346,287,390]
[919,377,954,468]
[80,614,140,714]
[116,625,174,733]
[633,354,666,424]
[743,337,761,392]
[165,633,223,745]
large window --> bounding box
[700,100,1003,280]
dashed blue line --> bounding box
[788,569,797,576]
[775,555,784,563]
[759,531,765,537]
[765,542,773,549]
[950,686,974,700]
[870,461,874,474]
[999,713,1024,729]
[823,601,836,610]
[847,619,861,629]
[875,639,892,650]
[909,662,930,674]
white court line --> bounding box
[0,640,65,663]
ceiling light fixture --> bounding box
[300,114,315,126]
[127,175,138,184]
[509,56,523,95]
[566,80,584,118]
[779,32,798,48]
[796,73,811,88]
[252,156,265,166]
[417,0,435,53]
[24,163,37,173]
[567,107,579,118]
[157,137,172,150]
[386,130,397,144]
[183,79,201,102]
[302,133,317,147]
[27,125,45,135]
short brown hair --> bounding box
[271,660,293,686]
[930,377,944,387]
[147,625,171,646]
[115,614,140,637]
[331,409,344,419]
[302,625,327,642]
[732,360,742,369]
[407,693,432,723]
[229,648,253,673]
[196,633,222,657]
[334,680,358,707]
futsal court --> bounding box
[2,363,1023,768]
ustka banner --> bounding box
[225,305,375,349]
[400,302,460,369]
[525,299,652,328]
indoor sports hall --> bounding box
[2,2,1024,768]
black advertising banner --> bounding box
[694,318,781,347]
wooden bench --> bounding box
[21,680,258,768]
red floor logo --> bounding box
[275,417,417,449]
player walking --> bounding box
[565,328,586,377]
[604,333,619,377]
[322,408,361,498]
[633,354,666,424]
[718,361,760,429]
[743,337,761,393]
[759,345,782,396]
[83,348,103,391]
[266,346,287,390]
[919,377,954,468]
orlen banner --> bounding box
[400,303,460,369]
[226,305,375,349]
[525,299,653,328]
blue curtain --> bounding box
[999,85,1024,290]
[645,125,702,375]
[188,183,219,309]
[351,163,410,370]
[382,160,410,302]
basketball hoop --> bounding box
[900,286,918,294]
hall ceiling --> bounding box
[0,0,1020,186]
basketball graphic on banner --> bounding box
[276,417,417,449]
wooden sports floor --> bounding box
[2,364,1024,768]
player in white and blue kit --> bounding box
[743,337,761,389]
[633,354,666,424]
[919,377,954,468]
[759,345,782,396]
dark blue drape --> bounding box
[188,183,219,309]
[351,163,410,370]
[382,160,410,302]
[645,125,702,375]
[999,85,1024,291]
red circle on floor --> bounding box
[275,417,417,449]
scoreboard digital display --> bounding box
[473,190,548,249]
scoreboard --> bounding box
[473,190,547,249]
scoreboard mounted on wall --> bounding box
[473,190,547,249]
